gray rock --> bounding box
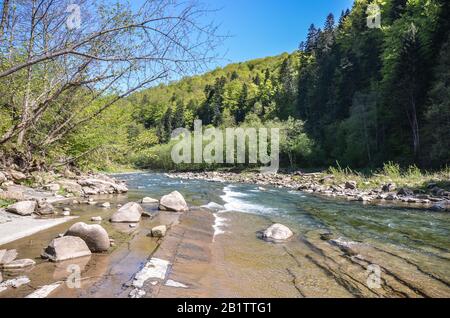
[431,202,448,212]
[100,202,111,208]
[6,201,37,216]
[0,249,18,265]
[397,188,414,196]
[2,259,36,269]
[382,183,396,192]
[0,171,7,184]
[159,191,189,212]
[65,222,110,252]
[36,201,55,215]
[57,180,83,196]
[345,181,357,190]
[82,187,98,196]
[262,224,293,241]
[151,225,167,238]
[110,202,143,223]
[9,170,26,181]
[385,194,398,201]
[91,216,102,222]
[42,236,92,262]
[43,184,60,192]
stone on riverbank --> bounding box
[100,202,111,208]
[382,183,396,192]
[65,222,110,252]
[142,197,159,204]
[110,202,143,223]
[151,225,167,238]
[0,249,18,265]
[36,200,55,216]
[262,224,293,241]
[159,191,189,212]
[2,258,35,269]
[43,184,60,192]
[91,216,102,222]
[9,170,26,182]
[6,201,36,216]
[345,181,357,190]
[0,172,7,184]
[41,236,92,262]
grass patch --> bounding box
[327,162,450,191]
[0,199,16,208]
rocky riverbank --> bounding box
[167,171,450,212]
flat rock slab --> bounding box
[2,258,36,269]
[3,185,65,203]
[25,283,61,298]
[0,216,77,246]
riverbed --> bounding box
[1,172,449,298]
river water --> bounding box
[1,172,449,298]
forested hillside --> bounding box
[1,0,449,172]
[127,0,449,171]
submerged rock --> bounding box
[159,191,189,212]
[141,197,159,204]
[65,222,110,252]
[110,202,143,223]
[262,224,293,241]
[6,201,36,216]
[42,236,92,262]
[151,225,167,238]
[100,202,111,208]
[91,216,102,222]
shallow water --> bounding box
[1,172,449,298]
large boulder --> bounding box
[65,222,110,252]
[41,236,92,262]
[262,224,293,241]
[110,202,143,223]
[159,191,189,212]
[78,178,128,194]
[6,201,36,216]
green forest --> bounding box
[1,0,449,173]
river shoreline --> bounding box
[166,171,450,212]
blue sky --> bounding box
[205,0,354,66]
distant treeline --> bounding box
[128,0,449,170]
